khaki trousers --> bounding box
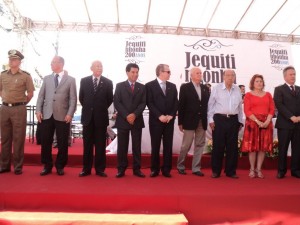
[0,105,27,171]
[177,121,206,172]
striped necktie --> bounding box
[93,78,98,92]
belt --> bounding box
[215,113,237,118]
[2,102,27,107]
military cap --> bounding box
[8,49,24,60]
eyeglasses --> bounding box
[163,71,171,74]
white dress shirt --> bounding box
[207,83,243,123]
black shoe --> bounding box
[150,171,159,177]
[277,173,285,179]
[192,171,204,176]
[133,170,145,178]
[116,171,125,178]
[177,169,187,175]
[0,168,11,174]
[57,169,64,176]
[14,170,23,175]
[211,173,220,178]
[226,174,239,179]
[96,171,107,177]
[79,171,91,177]
[291,173,300,178]
[162,172,172,178]
[40,168,52,176]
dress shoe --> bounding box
[162,172,172,178]
[150,171,159,177]
[79,171,91,177]
[211,173,220,178]
[116,171,125,178]
[0,168,11,174]
[57,169,64,176]
[14,170,23,175]
[133,170,145,178]
[177,169,187,175]
[291,173,300,178]
[192,171,204,177]
[96,171,107,177]
[40,168,52,176]
[277,173,285,179]
[226,174,239,179]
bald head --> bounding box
[90,60,103,77]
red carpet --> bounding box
[1,166,300,225]
[0,139,298,225]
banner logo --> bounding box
[269,44,289,71]
[125,35,146,64]
[184,39,236,84]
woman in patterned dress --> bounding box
[241,74,275,178]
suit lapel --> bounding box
[155,79,166,96]
[189,82,199,100]
[295,86,300,96]
[58,74,68,88]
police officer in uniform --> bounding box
[0,50,35,175]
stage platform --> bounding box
[0,139,298,225]
[1,166,300,225]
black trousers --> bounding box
[82,121,107,173]
[41,116,70,170]
[277,128,300,175]
[149,122,174,173]
[211,114,239,176]
[117,128,142,172]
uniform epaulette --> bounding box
[22,70,31,75]
[1,70,8,74]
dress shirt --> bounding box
[93,76,100,86]
[207,83,243,123]
[156,77,166,94]
[192,81,201,100]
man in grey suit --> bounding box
[36,56,77,176]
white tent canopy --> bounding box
[1,0,300,42]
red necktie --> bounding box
[131,83,134,93]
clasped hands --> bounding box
[255,119,270,128]
[159,115,173,123]
[290,116,300,123]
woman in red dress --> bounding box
[241,74,275,178]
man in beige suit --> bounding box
[36,56,77,176]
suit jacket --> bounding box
[79,75,113,127]
[274,83,300,129]
[146,79,178,126]
[114,81,146,129]
[36,73,77,121]
[178,82,209,130]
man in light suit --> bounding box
[274,66,300,179]
[177,67,210,176]
[146,64,178,178]
[36,56,77,176]
[78,60,113,177]
[114,63,146,178]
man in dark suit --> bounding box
[114,63,146,178]
[146,64,178,178]
[36,56,77,176]
[274,66,300,179]
[78,60,113,177]
[177,67,210,176]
